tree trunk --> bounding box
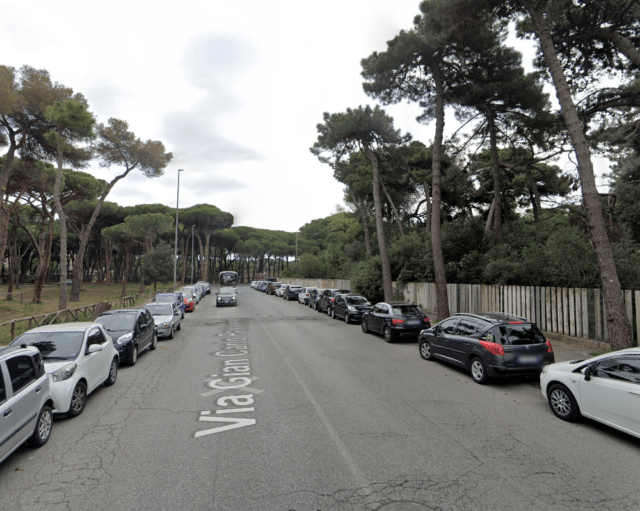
[526,167,543,225]
[365,147,394,301]
[429,61,450,321]
[487,109,502,244]
[53,147,69,309]
[523,0,631,349]
[484,197,496,232]
[380,180,405,236]
[422,181,432,231]
[606,30,640,69]
[350,189,372,253]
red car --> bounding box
[181,289,196,312]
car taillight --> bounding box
[331,298,335,303]
[479,341,505,356]
[509,321,524,324]
[546,340,553,353]
[423,317,430,322]
[392,319,404,325]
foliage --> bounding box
[140,242,174,288]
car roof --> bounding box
[454,312,529,324]
[18,322,100,333]
[0,345,40,359]
[386,301,416,306]
[99,308,146,315]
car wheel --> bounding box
[361,319,369,334]
[383,326,394,343]
[470,357,488,384]
[419,340,433,360]
[68,382,87,418]
[28,405,53,447]
[344,313,350,324]
[548,384,580,421]
[149,332,158,350]
[104,357,118,386]
[169,326,174,339]
[128,345,138,366]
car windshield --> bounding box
[181,290,193,298]
[291,287,301,290]
[95,313,137,331]
[498,324,546,345]
[346,296,369,305]
[146,304,173,316]
[219,287,236,295]
[11,331,85,360]
[391,305,422,316]
[154,295,175,303]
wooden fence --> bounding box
[280,278,638,345]
[0,288,166,342]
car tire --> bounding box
[419,340,433,360]
[28,405,53,448]
[470,357,488,384]
[68,382,87,418]
[149,332,157,350]
[344,313,350,324]
[104,357,118,386]
[361,319,369,334]
[128,345,138,366]
[548,384,580,421]
[383,326,394,343]
[169,326,174,340]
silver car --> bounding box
[1,345,54,464]
[146,303,181,339]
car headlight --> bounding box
[162,322,169,328]
[52,362,77,382]
[347,306,356,311]
[116,333,133,344]
[231,297,236,301]
[541,364,550,374]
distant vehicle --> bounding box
[146,302,181,339]
[331,294,372,323]
[317,289,351,314]
[151,292,185,318]
[10,323,119,417]
[216,286,238,307]
[180,289,196,312]
[219,271,239,289]
[284,285,302,301]
[0,345,54,464]
[196,281,211,294]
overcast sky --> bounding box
[2,0,609,233]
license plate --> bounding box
[518,354,541,365]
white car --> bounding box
[146,302,181,339]
[540,347,640,439]
[10,323,119,418]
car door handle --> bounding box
[628,391,640,397]
[4,409,11,417]
[35,386,42,393]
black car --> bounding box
[317,288,351,314]
[361,302,431,342]
[283,285,302,301]
[418,312,555,384]
[94,308,157,366]
[309,288,326,309]
[331,294,372,323]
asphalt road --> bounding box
[1,286,639,511]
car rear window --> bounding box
[391,305,422,316]
[498,324,546,345]
[346,296,368,305]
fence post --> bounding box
[11,321,15,340]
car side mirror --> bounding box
[584,366,592,381]
[87,344,104,354]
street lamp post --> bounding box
[173,168,184,291]
[191,224,195,284]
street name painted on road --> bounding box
[195,327,259,437]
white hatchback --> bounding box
[10,323,119,418]
[540,347,640,439]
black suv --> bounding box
[331,294,372,323]
[361,302,431,342]
[317,289,351,314]
[418,312,555,384]
[94,308,157,366]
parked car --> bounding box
[196,281,211,294]
[10,323,119,417]
[258,282,268,292]
[540,347,640,438]
[362,302,431,343]
[298,287,311,305]
[182,285,201,303]
[250,281,257,289]
[310,288,327,310]
[146,303,181,339]
[151,292,185,319]
[95,308,157,365]
[284,285,302,301]
[180,289,196,312]
[317,288,351,314]
[419,312,554,384]
[276,284,288,297]
[0,345,54,464]
[216,286,238,307]
[266,282,282,295]
[331,294,372,323]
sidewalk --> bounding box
[544,332,606,362]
